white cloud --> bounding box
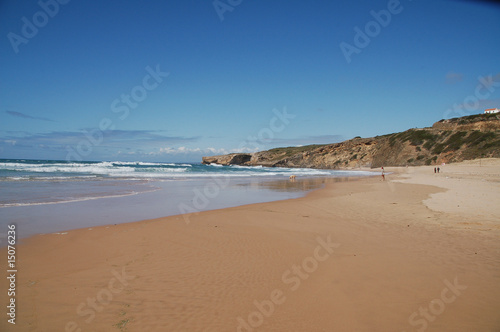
[150,145,261,156]
[153,146,229,155]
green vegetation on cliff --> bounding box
[203,114,500,169]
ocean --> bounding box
[0,159,375,240]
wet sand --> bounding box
[1,159,499,331]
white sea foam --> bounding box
[2,175,98,181]
[137,167,188,173]
[0,160,375,181]
[111,161,189,167]
[230,165,264,169]
[0,159,377,216]
[0,187,160,208]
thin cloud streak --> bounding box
[5,111,56,122]
[0,129,200,151]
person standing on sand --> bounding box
[437,167,440,173]
[381,167,385,181]
[434,167,436,173]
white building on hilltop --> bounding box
[484,108,499,114]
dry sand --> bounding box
[1,159,499,331]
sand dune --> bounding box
[1,160,499,331]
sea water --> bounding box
[0,159,374,240]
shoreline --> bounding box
[1,171,377,241]
[1,160,499,331]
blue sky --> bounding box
[1,0,499,162]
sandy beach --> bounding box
[1,160,499,331]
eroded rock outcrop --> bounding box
[202,154,252,166]
[203,114,500,169]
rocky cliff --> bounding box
[202,113,500,169]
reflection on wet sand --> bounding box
[235,176,361,192]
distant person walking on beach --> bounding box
[437,167,440,173]
[434,167,436,173]
[381,167,385,181]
